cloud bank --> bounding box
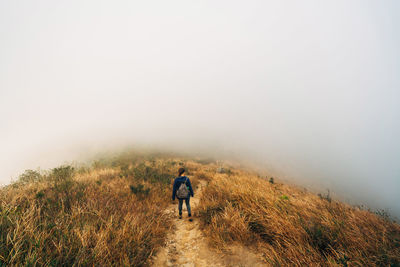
[1,0,399,215]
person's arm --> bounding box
[187,178,194,197]
[172,178,177,200]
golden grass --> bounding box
[197,169,400,266]
[2,153,399,266]
[0,155,193,266]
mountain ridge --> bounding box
[1,151,399,266]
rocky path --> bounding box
[152,180,266,267]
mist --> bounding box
[1,1,399,216]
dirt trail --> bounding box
[152,180,266,267]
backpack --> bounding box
[176,177,189,199]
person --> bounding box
[172,167,194,221]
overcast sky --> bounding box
[1,1,399,215]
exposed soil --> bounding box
[151,180,266,267]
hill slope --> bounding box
[1,152,399,266]
[197,169,400,266]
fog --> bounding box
[1,1,399,216]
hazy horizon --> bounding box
[1,1,399,216]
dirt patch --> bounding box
[152,180,266,267]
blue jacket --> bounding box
[172,176,194,200]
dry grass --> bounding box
[2,153,399,266]
[0,153,193,266]
[197,169,400,266]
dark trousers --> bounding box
[178,197,191,216]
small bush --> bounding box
[280,195,289,200]
[50,165,75,183]
[130,184,150,197]
[302,220,339,254]
[18,170,42,184]
[318,190,332,203]
[35,190,45,199]
[119,163,133,178]
[133,163,172,184]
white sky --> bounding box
[1,0,399,215]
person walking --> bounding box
[172,167,194,221]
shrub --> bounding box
[318,189,332,203]
[130,184,150,197]
[280,195,289,200]
[18,170,42,184]
[50,165,75,183]
[302,220,339,254]
[133,163,172,184]
[119,163,133,178]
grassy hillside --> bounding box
[1,152,399,266]
[197,169,400,266]
[0,152,190,266]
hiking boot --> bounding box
[179,215,182,219]
[188,214,192,222]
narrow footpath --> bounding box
[152,179,266,267]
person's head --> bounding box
[178,167,185,176]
